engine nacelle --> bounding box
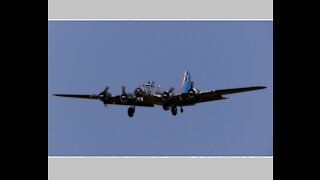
[134,88,144,97]
[120,94,128,102]
[161,91,170,101]
[98,91,111,101]
[188,88,199,98]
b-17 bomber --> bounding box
[53,70,266,117]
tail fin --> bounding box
[181,70,192,93]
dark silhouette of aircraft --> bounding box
[53,70,266,117]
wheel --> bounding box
[171,106,177,116]
[128,107,135,117]
[128,108,134,117]
[163,103,170,111]
[180,107,184,113]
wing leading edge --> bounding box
[210,86,266,95]
[53,94,154,107]
[169,86,266,106]
[53,94,99,99]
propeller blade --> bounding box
[104,86,109,93]
[168,87,175,93]
[99,86,111,101]
[121,85,126,94]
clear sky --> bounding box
[48,21,273,156]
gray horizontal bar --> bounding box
[48,157,273,180]
[48,0,273,19]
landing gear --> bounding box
[163,103,170,111]
[128,106,135,117]
[171,105,177,116]
[164,104,183,116]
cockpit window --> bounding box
[144,81,155,88]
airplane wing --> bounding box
[53,94,99,99]
[197,86,266,102]
[205,86,267,95]
[164,86,266,106]
[53,94,154,107]
[53,86,265,107]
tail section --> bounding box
[181,70,193,93]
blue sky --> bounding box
[48,21,273,156]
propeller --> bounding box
[188,81,196,97]
[121,84,126,94]
[120,84,128,102]
[162,87,175,101]
[134,87,143,97]
[168,87,175,93]
[98,86,111,107]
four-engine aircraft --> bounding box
[53,70,266,117]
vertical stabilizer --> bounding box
[181,70,192,93]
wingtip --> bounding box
[255,86,267,90]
